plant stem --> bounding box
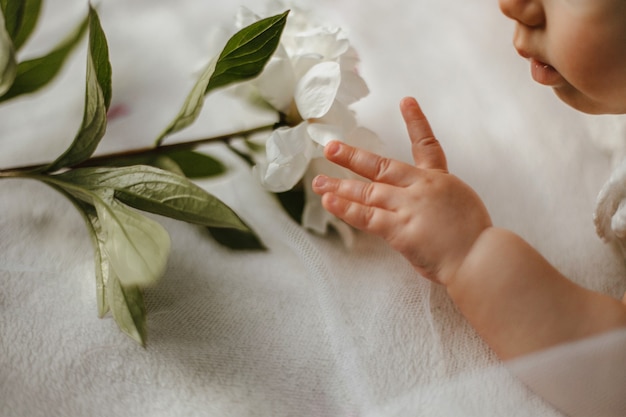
[0,123,279,176]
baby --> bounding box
[312,0,626,360]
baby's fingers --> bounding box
[323,141,417,186]
[312,175,399,209]
[321,192,395,237]
[401,97,448,172]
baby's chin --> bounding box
[553,85,626,115]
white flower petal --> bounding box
[301,160,355,247]
[295,61,341,119]
[306,122,342,147]
[254,124,316,192]
[301,162,333,233]
[292,54,323,80]
[301,193,327,234]
[293,27,350,59]
[301,194,354,247]
[256,53,296,112]
[282,5,316,37]
[316,101,357,134]
[336,70,369,105]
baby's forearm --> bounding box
[448,227,626,360]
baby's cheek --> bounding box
[553,27,625,110]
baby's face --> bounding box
[499,0,626,114]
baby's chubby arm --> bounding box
[312,97,626,359]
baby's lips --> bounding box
[529,58,564,86]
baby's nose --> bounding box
[498,0,545,28]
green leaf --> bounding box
[86,5,111,109]
[0,11,87,102]
[39,175,171,288]
[0,0,42,51]
[150,155,185,176]
[40,178,153,346]
[207,225,266,251]
[207,10,288,94]
[73,194,148,345]
[165,150,225,178]
[55,165,249,230]
[0,7,17,96]
[66,150,224,178]
[94,196,170,288]
[45,6,110,171]
[277,187,305,224]
[155,10,288,145]
[107,274,146,346]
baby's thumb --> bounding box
[401,97,447,171]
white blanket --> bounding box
[1,0,625,416]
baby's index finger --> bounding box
[400,97,448,172]
[323,140,417,186]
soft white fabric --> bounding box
[595,157,626,266]
[1,0,626,416]
[509,329,626,417]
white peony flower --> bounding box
[236,3,381,240]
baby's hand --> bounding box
[312,97,492,285]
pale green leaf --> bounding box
[71,193,148,345]
[107,274,146,346]
[38,175,171,288]
[0,0,42,51]
[155,11,288,145]
[40,177,151,345]
[94,196,170,288]
[56,165,249,230]
[0,11,87,102]
[0,7,17,96]
[45,6,111,171]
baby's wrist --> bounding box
[437,226,495,288]
[442,226,509,290]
